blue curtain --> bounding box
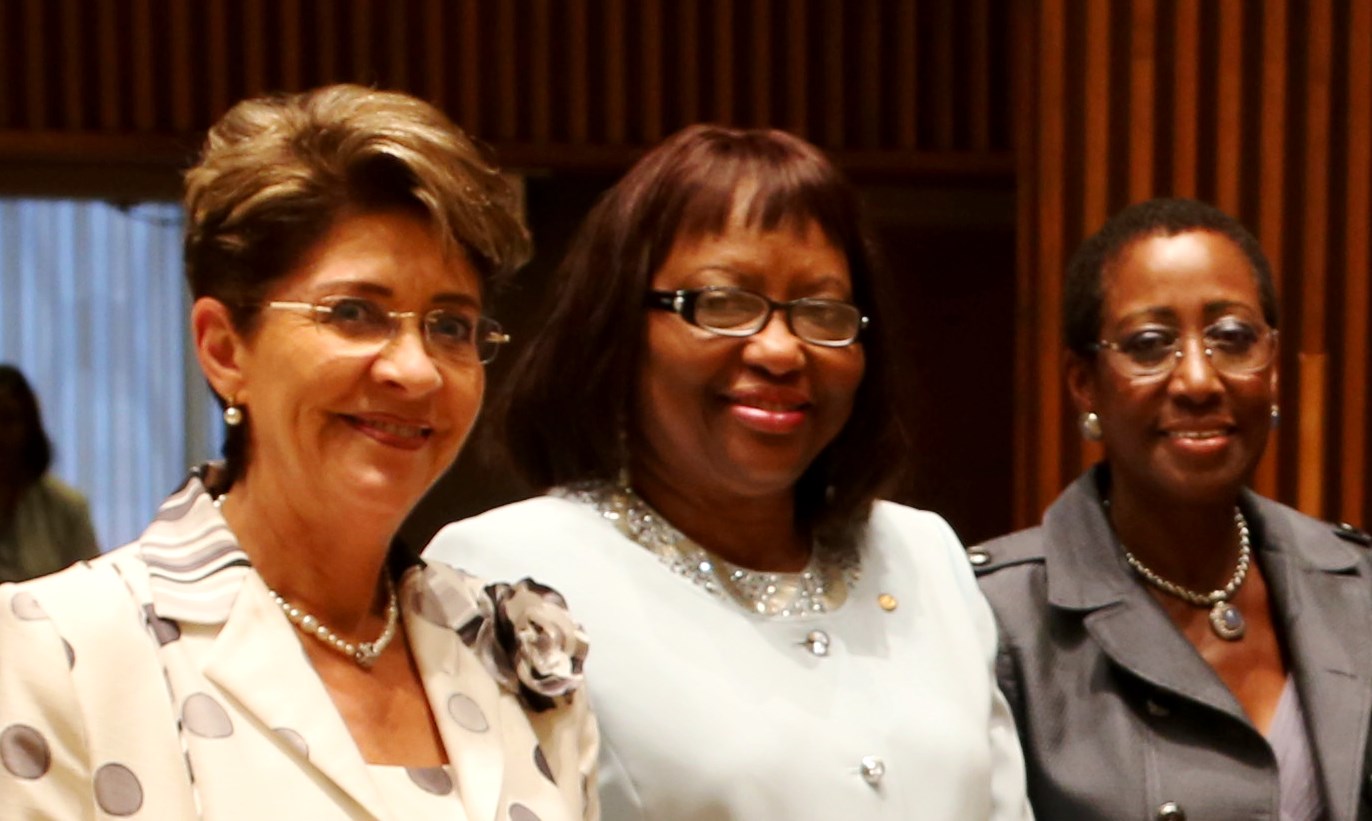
[0,198,220,549]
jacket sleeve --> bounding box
[931,517,1036,821]
[0,562,197,820]
[0,582,95,820]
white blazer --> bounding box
[0,472,598,820]
[426,495,1033,821]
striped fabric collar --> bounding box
[138,472,252,625]
[138,467,487,634]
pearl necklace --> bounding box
[267,577,400,668]
[212,491,401,668]
[560,482,859,618]
[1113,504,1252,641]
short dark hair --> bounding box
[1063,197,1278,356]
[494,124,907,536]
[0,364,53,484]
[183,84,531,482]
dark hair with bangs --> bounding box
[0,364,54,486]
[494,124,907,537]
[1064,197,1278,357]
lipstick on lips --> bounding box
[343,413,434,449]
[726,388,811,434]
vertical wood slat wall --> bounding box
[1015,0,1372,529]
[0,0,1015,175]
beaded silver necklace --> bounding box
[560,482,859,618]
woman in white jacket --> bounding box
[427,124,1032,821]
[0,85,597,820]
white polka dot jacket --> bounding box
[0,469,600,820]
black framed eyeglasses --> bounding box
[1090,319,1278,380]
[266,296,510,365]
[645,286,869,347]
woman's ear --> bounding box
[191,297,248,404]
[1064,350,1097,415]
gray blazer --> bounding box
[974,467,1372,820]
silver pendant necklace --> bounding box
[1113,504,1252,641]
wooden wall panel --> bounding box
[1343,0,1372,524]
[0,0,1016,180]
[1015,0,1372,530]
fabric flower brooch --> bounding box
[476,578,589,712]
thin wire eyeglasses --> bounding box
[645,286,870,348]
[265,296,510,365]
[1090,321,1278,380]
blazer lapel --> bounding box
[140,473,390,818]
[1044,471,1250,724]
[1253,496,1372,821]
[201,571,393,820]
[402,562,509,821]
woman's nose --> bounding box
[741,311,806,374]
[1167,336,1223,398]
[373,322,444,395]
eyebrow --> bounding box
[1201,299,1260,318]
[313,280,482,310]
[1116,300,1261,324]
[685,265,852,294]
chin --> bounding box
[1155,468,1249,506]
[722,465,810,499]
[726,443,816,478]
[339,462,433,507]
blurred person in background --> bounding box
[0,363,99,583]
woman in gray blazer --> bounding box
[975,197,1372,820]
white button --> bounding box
[1156,801,1185,820]
[859,755,885,786]
[801,630,830,656]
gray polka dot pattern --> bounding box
[10,593,46,620]
[534,745,554,782]
[447,693,490,732]
[406,766,454,795]
[509,803,543,821]
[182,693,233,738]
[273,727,308,759]
[143,604,181,645]
[94,763,143,816]
[0,724,51,779]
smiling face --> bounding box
[1068,229,1277,509]
[631,208,866,507]
[224,209,487,518]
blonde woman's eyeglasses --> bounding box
[266,296,510,365]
